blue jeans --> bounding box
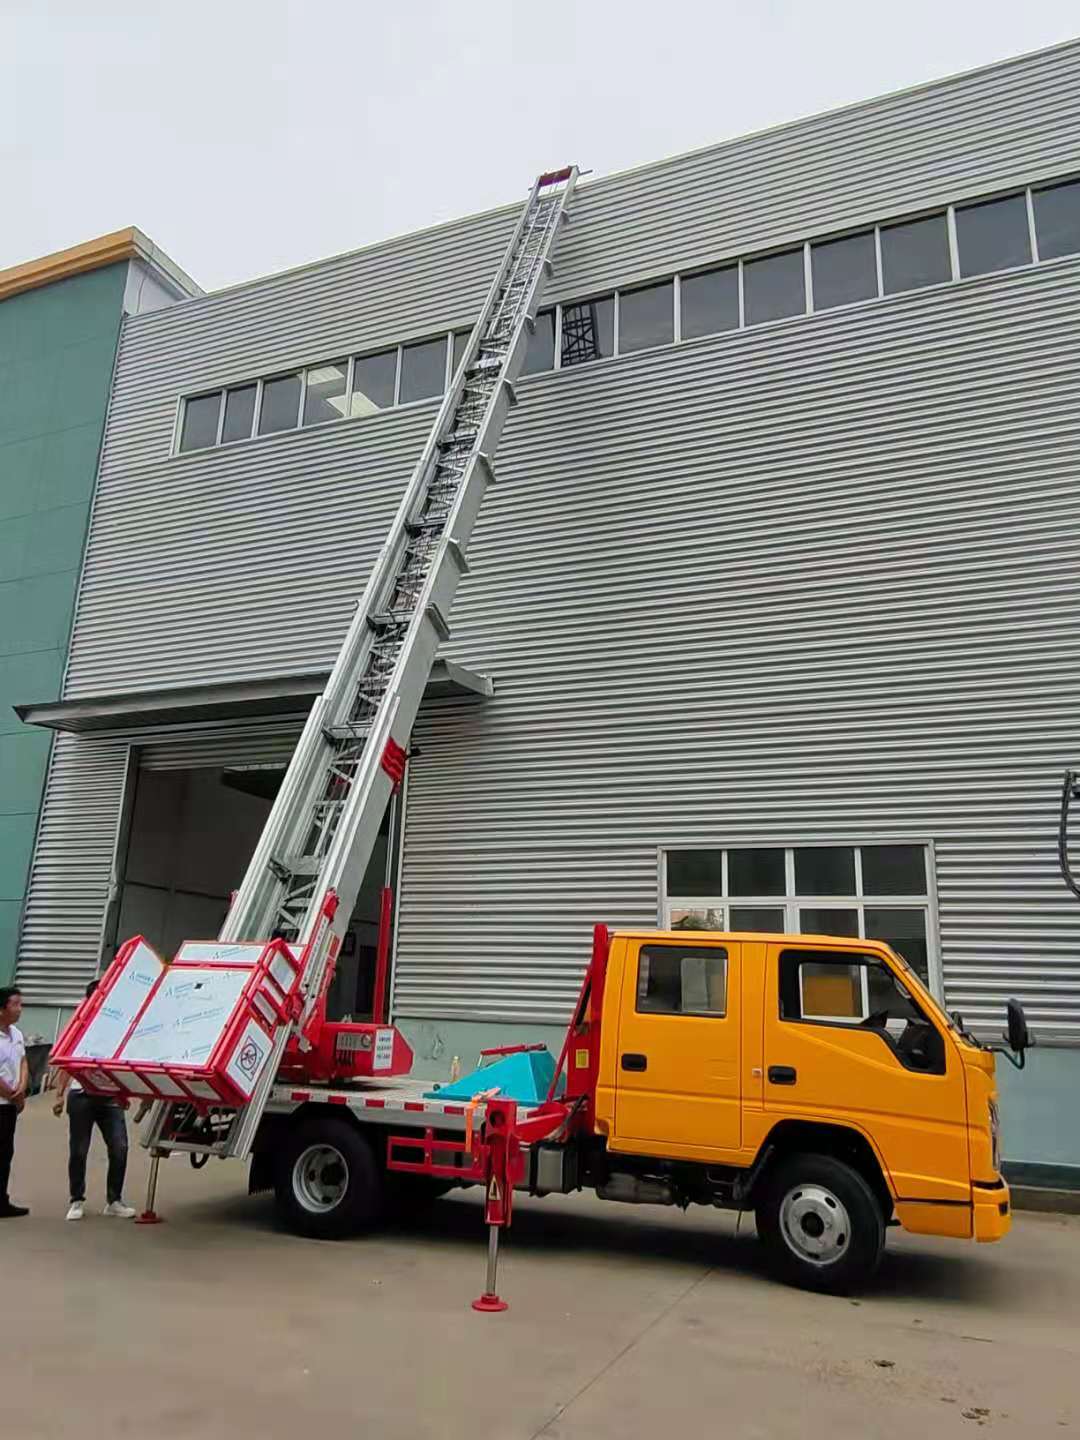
[68,1092,128,1204]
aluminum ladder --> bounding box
[143,165,578,1165]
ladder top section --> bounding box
[537,166,576,188]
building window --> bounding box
[521,310,556,375]
[742,249,805,325]
[399,338,446,404]
[1032,179,1080,261]
[637,944,727,1016]
[221,384,257,443]
[351,349,398,416]
[679,266,739,339]
[561,295,615,366]
[452,330,472,377]
[662,842,934,985]
[258,373,302,436]
[178,392,222,452]
[302,361,349,426]
[955,194,1031,277]
[880,214,951,294]
[811,232,878,310]
[618,281,674,353]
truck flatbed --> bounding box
[266,1077,545,1134]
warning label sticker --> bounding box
[373,1028,395,1072]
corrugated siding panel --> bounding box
[138,723,302,770]
[393,259,1080,1037]
[16,735,130,1005]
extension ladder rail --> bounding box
[143,166,578,1162]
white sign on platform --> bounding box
[223,1019,272,1099]
[118,966,251,1065]
[73,941,163,1060]
[373,1027,395,1072]
[175,942,266,966]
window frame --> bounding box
[808,228,882,313]
[1031,175,1080,262]
[635,941,729,1018]
[175,389,225,455]
[878,209,953,296]
[676,262,742,341]
[615,278,676,356]
[777,945,947,1075]
[658,838,941,999]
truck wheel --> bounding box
[273,1116,384,1240]
[756,1154,884,1295]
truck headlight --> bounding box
[989,1098,1001,1173]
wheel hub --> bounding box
[293,1143,349,1214]
[779,1183,851,1266]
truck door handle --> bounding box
[621,1053,648,1072]
[768,1065,797,1085]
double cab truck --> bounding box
[251,924,1028,1294]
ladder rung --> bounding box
[322,722,372,743]
[276,854,325,878]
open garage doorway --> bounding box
[108,757,401,1022]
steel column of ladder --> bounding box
[143,166,578,1164]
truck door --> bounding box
[613,936,741,1160]
[763,943,969,1204]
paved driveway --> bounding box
[6,1096,1078,1438]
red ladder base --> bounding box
[472,1292,509,1313]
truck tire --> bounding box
[273,1115,385,1240]
[756,1153,884,1295]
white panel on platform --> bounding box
[73,941,163,1060]
[268,952,297,993]
[118,966,251,1065]
[175,942,266,966]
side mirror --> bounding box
[1005,998,1031,1056]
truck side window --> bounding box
[637,945,727,1017]
[778,948,945,1074]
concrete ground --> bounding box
[5,1095,1078,1439]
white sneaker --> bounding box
[103,1201,136,1219]
[66,1201,84,1222]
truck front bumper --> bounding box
[973,1180,1011,1242]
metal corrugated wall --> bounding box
[18,42,1080,1031]
[17,735,130,1001]
[398,258,1080,1037]
[63,42,1080,701]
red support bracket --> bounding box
[381,737,408,789]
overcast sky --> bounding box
[3,2,1077,291]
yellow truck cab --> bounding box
[587,929,1021,1292]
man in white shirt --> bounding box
[51,979,136,1221]
[0,985,29,1219]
